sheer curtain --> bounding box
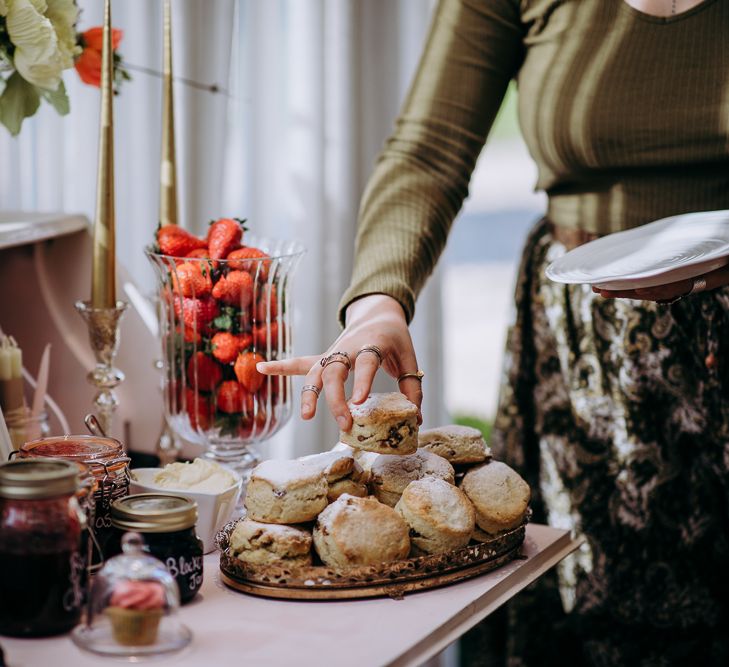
[0,0,445,459]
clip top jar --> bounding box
[20,435,131,565]
[0,458,86,637]
[108,493,204,604]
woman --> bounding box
[260,0,729,663]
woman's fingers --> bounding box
[322,362,352,431]
[351,351,380,404]
[300,366,324,420]
[389,348,423,424]
[257,355,319,376]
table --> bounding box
[1,524,581,667]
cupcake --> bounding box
[105,580,166,646]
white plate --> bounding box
[546,210,729,290]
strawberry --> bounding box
[255,284,278,321]
[185,387,213,430]
[216,380,253,414]
[226,247,271,281]
[211,270,253,307]
[173,296,220,332]
[185,248,219,270]
[187,352,222,392]
[234,351,265,393]
[171,261,212,298]
[210,332,253,364]
[208,218,243,260]
[239,406,271,439]
[253,322,278,350]
[157,224,207,257]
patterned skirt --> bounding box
[462,219,729,667]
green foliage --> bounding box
[0,72,40,136]
[452,414,493,443]
[41,80,70,116]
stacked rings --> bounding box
[321,351,351,370]
[356,345,384,365]
[301,385,321,397]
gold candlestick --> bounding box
[91,0,116,309]
[160,0,178,227]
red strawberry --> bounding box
[255,284,278,321]
[208,218,243,260]
[226,247,271,281]
[253,322,279,350]
[216,380,253,414]
[212,270,253,307]
[171,261,212,298]
[185,387,213,430]
[234,351,265,393]
[157,224,207,257]
[210,332,253,364]
[173,296,220,332]
[185,248,219,270]
[239,406,271,438]
[186,352,222,392]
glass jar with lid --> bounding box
[0,458,86,637]
[19,435,131,564]
[107,493,204,604]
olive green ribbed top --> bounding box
[340,0,729,324]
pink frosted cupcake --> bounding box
[105,580,166,646]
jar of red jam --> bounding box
[0,458,86,637]
[20,436,131,565]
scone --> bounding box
[460,461,530,536]
[245,460,328,524]
[339,392,418,455]
[298,450,354,482]
[327,476,368,502]
[371,449,455,507]
[313,494,410,567]
[418,425,491,464]
[395,477,475,555]
[229,518,312,566]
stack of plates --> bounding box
[546,210,729,290]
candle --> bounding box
[160,0,178,227]
[91,0,117,309]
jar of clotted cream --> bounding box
[107,493,204,604]
[0,459,86,637]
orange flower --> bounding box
[75,27,124,88]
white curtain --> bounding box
[0,0,446,459]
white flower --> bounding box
[5,0,79,91]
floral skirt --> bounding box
[461,219,729,667]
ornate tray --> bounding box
[216,517,528,601]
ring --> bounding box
[301,384,321,397]
[356,345,383,365]
[397,370,425,384]
[689,277,707,295]
[321,351,352,371]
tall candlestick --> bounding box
[160,0,178,227]
[91,0,116,309]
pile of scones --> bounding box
[229,392,531,569]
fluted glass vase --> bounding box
[147,236,304,479]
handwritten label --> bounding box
[166,555,203,591]
[62,552,85,612]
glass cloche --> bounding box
[72,531,192,657]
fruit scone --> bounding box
[418,425,491,465]
[245,459,328,524]
[339,392,419,455]
[298,450,368,501]
[230,518,313,567]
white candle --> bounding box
[9,347,21,379]
[0,349,10,381]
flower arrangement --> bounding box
[0,0,127,136]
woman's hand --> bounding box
[593,263,729,302]
[256,294,422,431]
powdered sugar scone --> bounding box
[339,392,419,455]
[371,449,455,507]
[229,518,312,566]
[460,461,530,536]
[298,450,354,482]
[244,460,328,524]
[395,477,475,555]
[313,494,410,567]
[418,425,491,465]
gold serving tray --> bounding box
[216,518,527,601]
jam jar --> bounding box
[19,435,131,565]
[0,459,86,637]
[107,493,203,604]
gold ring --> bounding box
[301,384,321,397]
[356,345,383,365]
[321,351,352,371]
[397,370,424,384]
